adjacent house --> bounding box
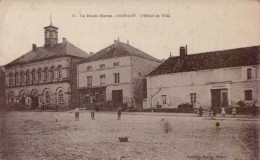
[77,40,161,109]
[4,22,89,110]
[147,46,260,109]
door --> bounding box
[211,89,221,108]
[21,97,26,106]
[112,90,123,107]
[31,97,39,109]
[221,90,228,107]
[211,89,228,108]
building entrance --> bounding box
[31,97,39,109]
[31,89,39,109]
[211,89,228,108]
[112,90,123,108]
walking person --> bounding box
[232,107,236,118]
[199,106,203,117]
[91,110,95,120]
[75,107,80,121]
[221,107,226,118]
[117,109,122,120]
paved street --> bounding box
[0,111,259,160]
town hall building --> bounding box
[4,22,89,110]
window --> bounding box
[9,72,13,86]
[244,90,252,101]
[26,70,30,83]
[87,66,92,71]
[247,68,252,80]
[46,31,50,38]
[58,90,64,103]
[100,64,105,69]
[161,95,167,104]
[45,91,50,104]
[100,75,106,85]
[57,65,62,78]
[114,73,120,84]
[20,71,24,84]
[44,68,49,80]
[32,70,36,82]
[113,62,119,66]
[38,68,42,81]
[15,72,18,85]
[50,66,55,80]
[190,93,197,104]
[87,76,92,87]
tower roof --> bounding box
[44,15,58,29]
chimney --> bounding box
[63,38,67,43]
[32,44,37,51]
[185,45,188,55]
[90,52,93,55]
[127,40,129,45]
[114,39,119,48]
[180,46,186,57]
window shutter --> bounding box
[252,67,256,79]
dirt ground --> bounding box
[0,111,259,160]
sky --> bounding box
[0,0,260,66]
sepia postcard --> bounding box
[0,0,259,159]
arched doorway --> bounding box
[19,90,26,108]
[31,89,39,109]
[8,91,15,107]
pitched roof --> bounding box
[6,42,89,67]
[148,45,260,76]
[79,41,161,63]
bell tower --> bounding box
[44,15,58,47]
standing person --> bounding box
[117,109,122,120]
[221,107,226,118]
[55,113,59,122]
[75,107,80,121]
[199,106,203,117]
[232,107,236,118]
[91,110,95,120]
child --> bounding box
[221,107,226,118]
[55,113,59,122]
[75,107,80,121]
[232,107,236,118]
[91,110,95,120]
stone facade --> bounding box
[78,41,161,109]
[5,57,82,110]
[147,65,260,109]
[4,23,88,110]
[147,46,260,109]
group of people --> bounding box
[74,107,122,121]
[198,106,237,118]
